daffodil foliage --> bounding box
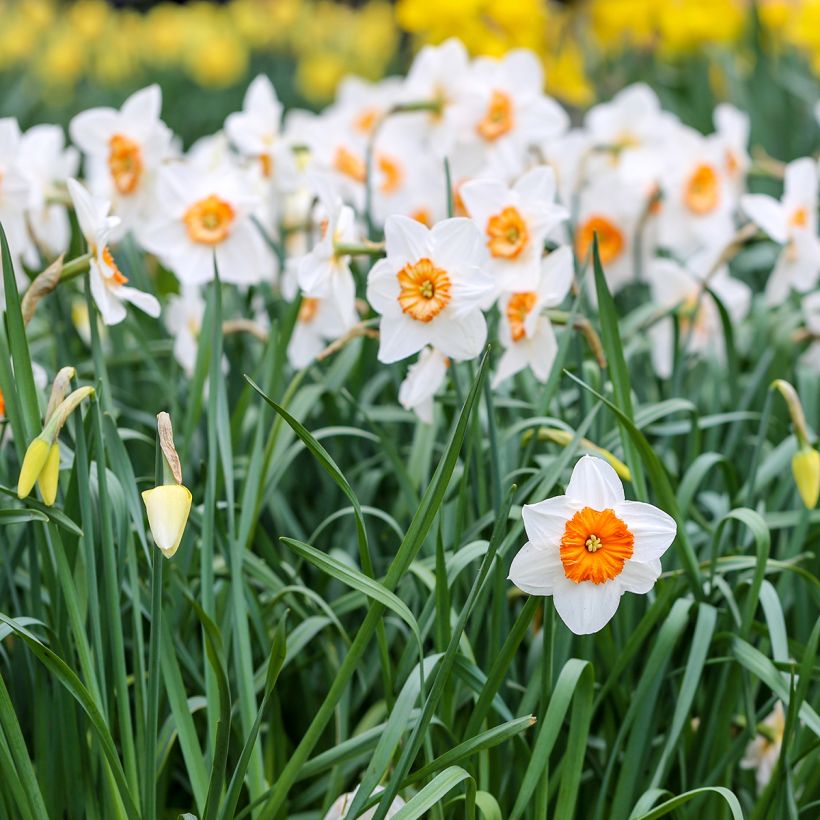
[0,36,819,820]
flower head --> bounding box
[67,178,161,325]
[741,702,786,793]
[509,455,677,634]
[367,215,493,363]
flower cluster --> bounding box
[2,39,820,408]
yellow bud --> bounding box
[37,443,61,507]
[18,437,51,499]
[141,485,193,558]
[792,446,820,510]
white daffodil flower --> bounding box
[493,246,574,387]
[296,178,358,329]
[469,49,569,152]
[225,74,283,181]
[646,249,751,378]
[400,38,484,158]
[741,157,820,305]
[398,346,449,423]
[0,117,34,271]
[711,103,750,194]
[66,178,161,326]
[19,124,79,260]
[461,166,568,301]
[741,702,786,793]
[366,215,494,363]
[69,85,173,235]
[142,484,193,558]
[509,455,677,635]
[140,160,275,286]
[574,173,644,293]
[323,785,405,820]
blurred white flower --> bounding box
[461,166,568,301]
[164,286,206,377]
[141,161,275,286]
[225,74,283,180]
[66,178,160,326]
[509,455,677,634]
[470,49,568,151]
[0,118,34,269]
[741,157,820,305]
[19,125,79,260]
[323,785,405,820]
[399,346,449,423]
[493,246,574,387]
[366,215,493,363]
[646,249,751,378]
[712,103,750,194]
[741,702,786,793]
[69,85,172,235]
[401,38,483,157]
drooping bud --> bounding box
[38,443,61,507]
[792,446,820,510]
[17,437,51,499]
[45,367,77,426]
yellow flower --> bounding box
[38,443,61,507]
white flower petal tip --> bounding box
[142,484,192,558]
[566,454,625,508]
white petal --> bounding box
[431,217,487,271]
[366,259,401,316]
[615,500,677,561]
[538,246,574,306]
[508,541,564,596]
[619,559,662,594]
[377,316,428,363]
[385,214,430,262]
[117,286,161,318]
[141,484,192,557]
[740,194,788,243]
[552,576,622,635]
[522,495,576,547]
[429,308,486,361]
[565,455,625,508]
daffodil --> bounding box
[461,166,568,301]
[66,178,161,325]
[741,157,820,305]
[509,455,677,635]
[0,117,34,272]
[741,702,786,793]
[69,85,172,235]
[493,245,573,387]
[366,214,494,363]
[141,412,192,559]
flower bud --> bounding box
[792,446,820,510]
[142,485,192,558]
[37,443,61,507]
[18,437,51,499]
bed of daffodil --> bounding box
[1,4,820,819]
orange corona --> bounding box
[183,195,235,245]
[560,506,634,585]
[102,247,128,285]
[790,207,808,229]
[299,297,320,324]
[378,154,403,195]
[334,146,366,184]
[477,90,514,142]
[486,207,529,259]
[684,164,720,215]
[575,216,624,265]
[108,134,143,195]
[506,292,537,342]
[397,258,452,323]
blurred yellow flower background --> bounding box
[2,0,820,108]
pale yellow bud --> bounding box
[18,437,51,499]
[141,485,192,558]
[792,446,820,510]
[37,443,61,507]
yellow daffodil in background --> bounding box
[17,373,94,506]
[141,412,192,559]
